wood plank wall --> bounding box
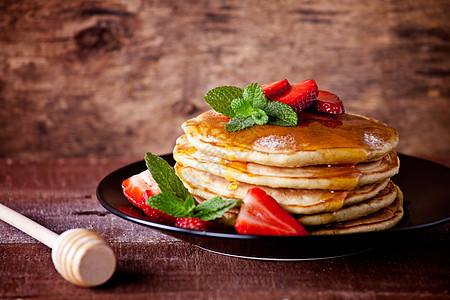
[1,0,449,166]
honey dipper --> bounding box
[0,203,116,287]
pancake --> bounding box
[174,134,399,190]
[182,110,399,167]
[308,187,404,235]
[176,163,391,215]
[296,181,398,226]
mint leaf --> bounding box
[146,193,191,218]
[204,82,298,132]
[183,194,197,215]
[204,86,243,118]
[193,197,243,221]
[243,83,267,108]
[145,152,189,200]
[231,97,253,117]
[251,108,269,125]
[225,115,256,132]
[144,152,243,222]
[263,101,298,126]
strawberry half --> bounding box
[272,79,318,114]
[122,170,176,225]
[261,79,292,100]
[175,217,212,231]
[310,90,345,114]
[234,188,308,236]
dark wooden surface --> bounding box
[0,0,449,167]
[0,158,449,299]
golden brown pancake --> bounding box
[308,186,404,235]
[296,181,398,226]
[174,134,399,190]
[182,110,399,167]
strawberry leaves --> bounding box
[205,83,298,132]
[144,152,242,221]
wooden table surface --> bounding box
[1,158,448,299]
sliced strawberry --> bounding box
[310,90,345,114]
[234,188,308,236]
[273,79,318,114]
[175,217,212,231]
[122,170,161,209]
[261,79,291,100]
[122,170,175,225]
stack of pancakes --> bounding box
[173,110,404,235]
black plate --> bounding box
[96,154,450,260]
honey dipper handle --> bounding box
[0,203,59,248]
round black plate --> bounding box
[96,154,450,260]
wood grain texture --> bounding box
[0,0,449,166]
[0,158,449,298]
[1,228,449,298]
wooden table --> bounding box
[1,158,448,299]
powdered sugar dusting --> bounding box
[253,134,297,151]
[363,131,384,149]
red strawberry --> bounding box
[273,79,318,114]
[122,170,175,225]
[175,217,212,231]
[310,90,345,114]
[261,79,292,100]
[122,170,160,209]
[234,188,308,236]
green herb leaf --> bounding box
[204,86,244,118]
[263,101,298,126]
[144,152,242,222]
[251,108,269,125]
[183,194,197,215]
[225,115,256,132]
[146,192,192,218]
[193,197,243,221]
[231,97,253,117]
[203,83,298,132]
[145,152,189,200]
[243,83,267,108]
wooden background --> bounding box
[1,0,449,166]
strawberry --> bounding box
[261,79,292,100]
[310,90,345,114]
[234,188,308,236]
[175,217,212,231]
[272,79,318,114]
[122,170,160,209]
[122,170,175,225]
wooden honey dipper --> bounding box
[0,203,116,287]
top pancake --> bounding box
[182,110,399,167]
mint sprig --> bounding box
[204,83,298,132]
[144,152,242,221]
